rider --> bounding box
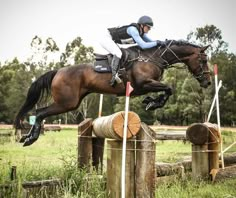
[99,15,165,87]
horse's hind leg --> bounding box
[22,103,75,146]
[19,106,48,143]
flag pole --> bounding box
[121,82,133,198]
[214,64,224,169]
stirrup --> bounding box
[115,74,122,84]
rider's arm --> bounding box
[127,26,157,49]
[142,33,154,42]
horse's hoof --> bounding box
[19,135,27,143]
[142,96,154,105]
[23,138,34,147]
[145,102,157,110]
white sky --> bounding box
[0,0,235,62]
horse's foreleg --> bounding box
[139,80,172,110]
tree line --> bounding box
[0,25,235,126]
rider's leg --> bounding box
[99,30,122,86]
[110,55,121,86]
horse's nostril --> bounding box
[208,81,211,86]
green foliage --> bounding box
[187,24,228,55]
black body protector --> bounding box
[108,23,144,44]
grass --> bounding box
[156,178,236,198]
[1,127,236,197]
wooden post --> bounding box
[191,144,209,180]
[78,118,93,169]
[106,140,135,198]
[205,123,220,170]
[92,137,105,173]
[186,123,210,180]
[136,123,156,198]
[186,123,209,145]
[204,122,220,180]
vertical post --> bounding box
[186,123,210,180]
[136,123,156,198]
[78,118,93,169]
[192,144,209,180]
[107,140,135,198]
[214,64,224,169]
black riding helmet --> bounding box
[137,16,154,27]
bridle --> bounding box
[128,41,210,82]
[143,41,210,81]
[191,52,210,81]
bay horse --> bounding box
[14,40,211,146]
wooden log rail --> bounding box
[154,131,186,141]
[92,111,141,139]
[44,125,61,132]
[0,132,12,137]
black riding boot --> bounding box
[110,55,121,87]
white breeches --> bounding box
[99,29,122,58]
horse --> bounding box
[14,40,211,146]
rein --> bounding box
[127,40,210,81]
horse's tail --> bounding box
[14,70,58,129]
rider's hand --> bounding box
[156,40,165,47]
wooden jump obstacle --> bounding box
[186,122,220,180]
[78,111,156,198]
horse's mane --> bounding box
[165,39,200,48]
[125,39,200,52]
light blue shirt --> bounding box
[127,26,157,49]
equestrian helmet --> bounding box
[138,16,154,27]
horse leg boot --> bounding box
[110,55,121,87]
[23,118,42,146]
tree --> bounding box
[187,25,228,55]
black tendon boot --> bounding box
[110,55,121,87]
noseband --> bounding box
[192,52,210,81]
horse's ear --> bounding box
[201,45,210,52]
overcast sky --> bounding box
[0,0,235,62]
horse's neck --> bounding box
[163,46,195,65]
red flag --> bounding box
[214,64,218,75]
[126,82,134,96]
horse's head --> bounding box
[185,45,211,88]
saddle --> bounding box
[93,48,138,73]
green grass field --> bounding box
[0,127,236,197]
